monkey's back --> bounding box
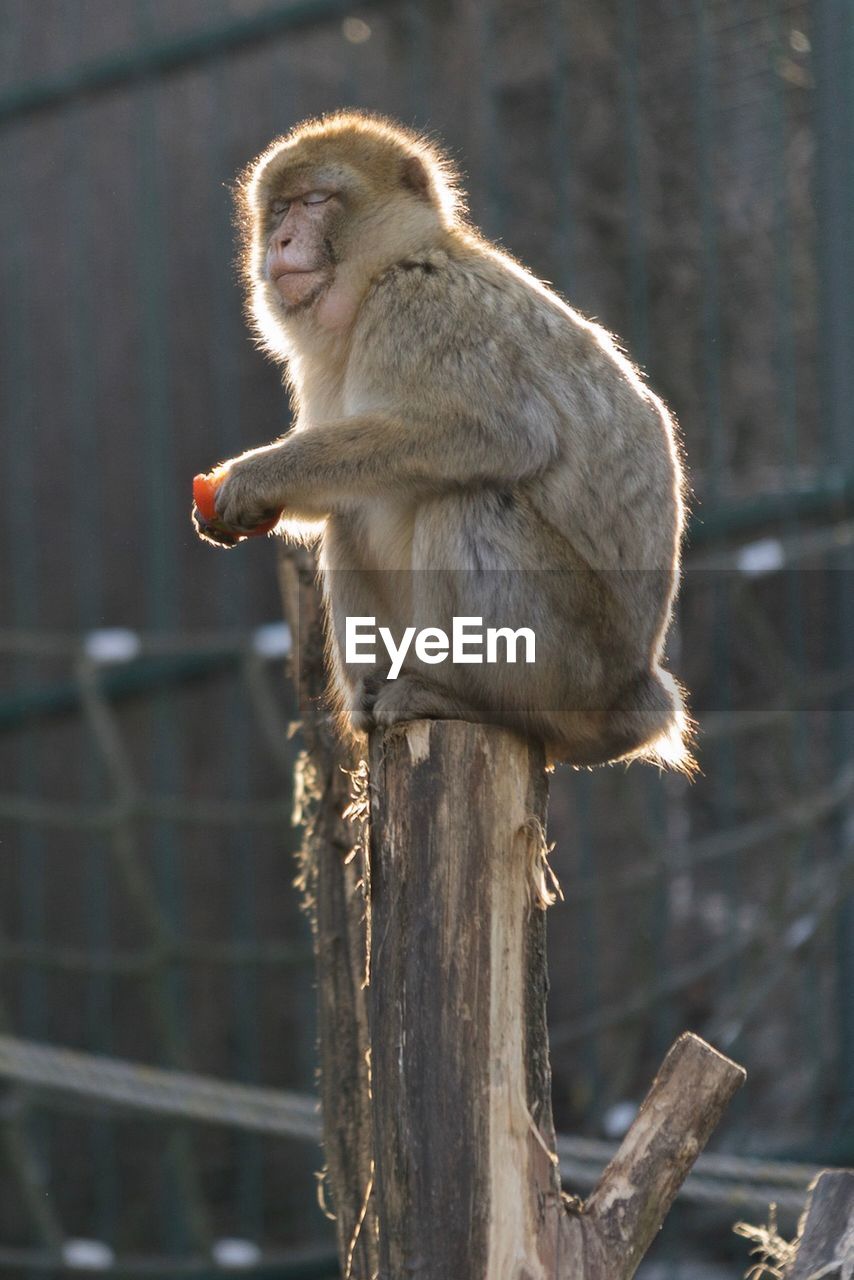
[346,239,684,589]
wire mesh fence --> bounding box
[0,0,852,1275]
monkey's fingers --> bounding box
[191,505,240,548]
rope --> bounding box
[0,1034,829,1216]
[0,1035,321,1142]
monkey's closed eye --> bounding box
[303,192,332,206]
[271,200,291,218]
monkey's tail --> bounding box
[611,667,697,775]
[546,667,697,774]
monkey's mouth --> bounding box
[271,266,331,309]
[268,263,331,289]
[270,267,318,281]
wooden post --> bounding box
[368,719,746,1280]
[369,720,561,1278]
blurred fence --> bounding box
[1,0,853,1276]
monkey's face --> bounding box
[238,114,463,347]
[264,190,340,312]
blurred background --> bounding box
[1,0,853,1276]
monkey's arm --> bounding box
[214,409,558,528]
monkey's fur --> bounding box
[200,111,692,770]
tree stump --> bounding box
[367,719,746,1280]
[369,720,559,1278]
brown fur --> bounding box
[201,110,693,770]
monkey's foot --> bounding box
[349,671,386,732]
[371,675,482,728]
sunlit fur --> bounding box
[211,110,693,771]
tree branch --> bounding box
[582,1033,746,1278]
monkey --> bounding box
[194,110,692,770]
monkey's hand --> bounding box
[212,449,285,535]
[191,504,240,548]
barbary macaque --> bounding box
[194,111,692,769]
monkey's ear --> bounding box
[401,154,431,200]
